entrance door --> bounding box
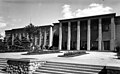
[104,41,110,50]
[81,41,87,50]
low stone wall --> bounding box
[6,58,46,74]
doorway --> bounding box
[104,41,110,50]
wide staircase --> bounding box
[0,58,7,74]
[0,59,105,74]
[34,61,105,74]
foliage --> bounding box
[58,51,86,57]
[24,23,39,39]
[24,23,40,48]
[0,42,8,52]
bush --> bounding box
[116,46,120,52]
[0,42,8,52]
[26,46,60,55]
[58,51,86,57]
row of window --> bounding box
[63,24,110,32]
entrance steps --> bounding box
[34,61,105,74]
[0,58,7,73]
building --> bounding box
[5,23,53,49]
[5,13,120,51]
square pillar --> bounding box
[19,33,21,40]
[27,33,29,40]
[77,21,80,50]
[110,17,115,51]
[23,33,25,37]
[12,34,14,45]
[98,18,102,51]
[43,28,47,47]
[34,36,37,45]
[15,33,18,37]
[49,26,53,47]
[67,22,71,50]
[87,20,91,51]
[39,29,42,46]
[59,23,62,50]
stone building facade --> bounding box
[5,13,120,51]
[5,24,53,48]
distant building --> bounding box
[5,23,53,48]
[5,13,120,51]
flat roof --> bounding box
[59,13,116,22]
[5,24,53,32]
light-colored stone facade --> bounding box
[5,13,120,51]
[5,25,53,48]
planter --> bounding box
[6,58,46,74]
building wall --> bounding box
[115,16,120,47]
[5,13,120,51]
[5,25,52,48]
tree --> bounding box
[24,23,39,48]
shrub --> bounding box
[58,51,86,57]
[116,46,120,53]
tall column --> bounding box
[39,29,42,46]
[49,26,53,47]
[110,17,115,51]
[12,34,14,45]
[77,21,80,50]
[67,22,71,50]
[59,23,62,50]
[19,33,21,40]
[34,36,37,45]
[87,20,91,50]
[15,33,18,37]
[44,28,47,47]
[23,33,25,37]
[98,18,102,51]
[27,33,29,40]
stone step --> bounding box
[0,58,7,73]
[45,61,103,69]
[0,66,6,69]
[33,71,51,74]
[36,69,73,74]
[39,66,99,74]
[35,61,104,74]
[44,63,103,70]
[0,70,7,74]
[46,61,103,67]
[42,65,101,73]
[37,68,98,74]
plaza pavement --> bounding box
[0,51,120,67]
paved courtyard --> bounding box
[0,51,120,67]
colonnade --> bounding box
[59,17,115,51]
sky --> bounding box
[0,0,120,37]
